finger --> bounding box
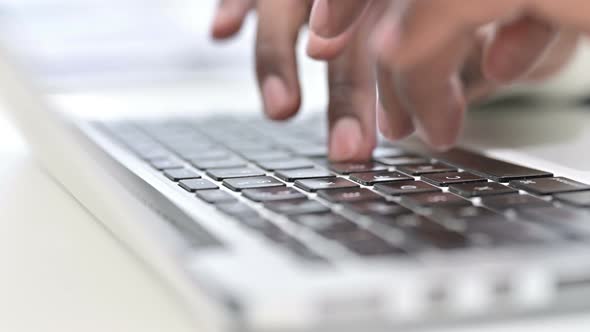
[484,16,558,83]
[256,0,311,120]
[372,1,524,71]
[396,34,472,150]
[521,29,580,81]
[327,22,378,161]
[462,29,499,103]
[309,0,371,38]
[211,0,254,39]
[376,65,414,141]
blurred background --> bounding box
[0,0,327,152]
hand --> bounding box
[211,0,380,161]
[308,0,582,150]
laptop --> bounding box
[3,43,590,332]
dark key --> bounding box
[275,167,335,182]
[291,212,360,236]
[223,176,284,191]
[401,192,471,209]
[242,150,292,162]
[376,215,468,250]
[191,158,247,170]
[178,179,218,192]
[375,156,430,166]
[421,172,486,187]
[216,202,259,218]
[555,191,590,208]
[350,171,413,186]
[265,199,330,215]
[242,187,306,202]
[481,194,552,212]
[428,206,509,232]
[375,180,441,196]
[509,177,590,195]
[517,207,590,237]
[149,158,184,170]
[333,230,404,256]
[397,163,457,176]
[461,218,559,247]
[163,168,201,181]
[295,178,359,192]
[207,167,265,181]
[345,200,412,217]
[196,189,237,204]
[329,162,388,175]
[431,148,553,182]
[449,182,517,198]
[318,188,382,203]
[257,158,315,171]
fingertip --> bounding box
[328,117,364,162]
[261,76,300,121]
[210,11,242,39]
[377,105,414,141]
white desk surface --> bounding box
[1,92,590,332]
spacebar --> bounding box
[431,148,553,182]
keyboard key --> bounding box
[223,176,284,191]
[196,189,237,204]
[291,213,358,234]
[290,145,328,157]
[431,148,553,182]
[449,182,517,198]
[421,172,486,187]
[372,147,408,158]
[555,191,590,208]
[163,168,201,181]
[375,156,430,166]
[460,218,559,247]
[481,194,552,211]
[275,167,335,182]
[207,167,265,181]
[329,162,388,175]
[295,178,359,192]
[135,147,170,160]
[242,187,306,202]
[216,202,259,218]
[318,188,383,203]
[350,171,413,186]
[242,150,292,162]
[333,230,404,256]
[509,177,590,195]
[376,215,468,250]
[191,158,247,170]
[517,207,590,238]
[179,149,230,161]
[428,206,508,231]
[149,158,183,170]
[179,179,218,192]
[397,163,457,176]
[375,180,441,196]
[257,158,315,171]
[401,192,471,209]
[266,199,330,215]
[345,200,412,217]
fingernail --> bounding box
[329,117,363,161]
[262,76,289,119]
[310,0,330,36]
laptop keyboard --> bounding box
[99,115,590,262]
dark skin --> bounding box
[211,0,582,160]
